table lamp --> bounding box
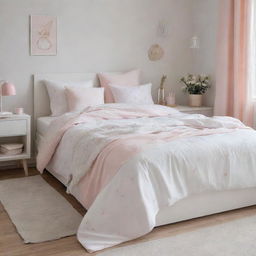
[0,81,16,115]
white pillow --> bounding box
[65,87,104,112]
[44,80,93,116]
[109,83,154,104]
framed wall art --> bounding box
[30,15,57,56]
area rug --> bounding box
[0,175,82,243]
[98,214,256,256]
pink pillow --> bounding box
[65,87,104,112]
[98,69,140,103]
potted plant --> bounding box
[180,74,210,107]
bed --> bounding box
[34,73,256,252]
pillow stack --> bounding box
[98,69,154,105]
[98,69,141,103]
[44,80,104,116]
[44,69,154,116]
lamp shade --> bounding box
[1,82,16,96]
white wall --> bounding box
[0,0,196,117]
[192,0,219,106]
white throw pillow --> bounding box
[44,80,93,116]
[109,83,154,104]
[65,87,104,112]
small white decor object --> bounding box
[15,107,24,115]
[157,20,168,38]
[190,36,200,49]
[180,74,210,107]
[0,143,23,155]
[30,15,57,56]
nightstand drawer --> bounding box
[0,120,27,136]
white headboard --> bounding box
[33,73,99,120]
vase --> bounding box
[158,87,165,105]
[189,94,203,107]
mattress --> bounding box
[37,116,57,136]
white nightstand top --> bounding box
[172,105,213,111]
[166,105,213,117]
[0,114,29,120]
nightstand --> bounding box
[0,114,31,176]
[172,105,213,117]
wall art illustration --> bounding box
[30,15,57,56]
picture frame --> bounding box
[30,15,57,56]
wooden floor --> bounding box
[1,168,256,256]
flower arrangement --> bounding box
[180,74,210,95]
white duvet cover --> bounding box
[37,104,256,252]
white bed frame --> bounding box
[34,73,256,227]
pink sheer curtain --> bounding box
[214,0,254,126]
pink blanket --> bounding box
[76,127,242,209]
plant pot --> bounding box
[189,94,203,107]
